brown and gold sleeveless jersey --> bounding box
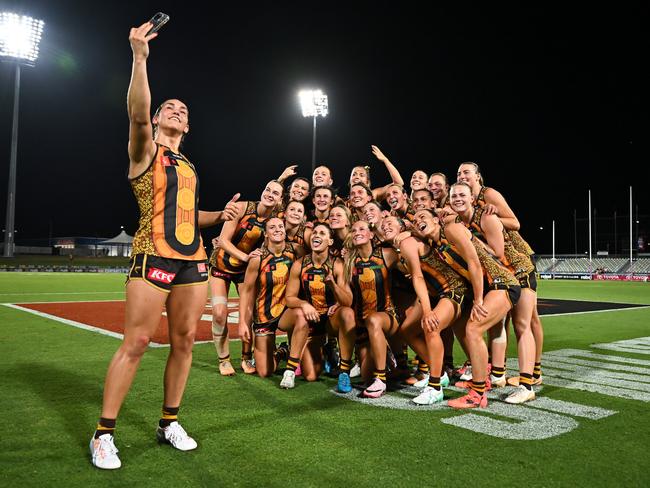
[130,144,206,260]
[210,201,265,274]
[253,243,296,324]
[299,254,337,315]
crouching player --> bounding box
[237,218,301,378]
[282,223,354,389]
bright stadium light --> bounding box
[0,13,44,65]
[299,89,328,173]
[1,12,45,258]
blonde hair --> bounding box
[344,221,370,282]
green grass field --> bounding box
[1,274,649,487]
[0,255,130,268]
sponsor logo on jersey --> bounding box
[197,263,207,273]
[147,267,176,284]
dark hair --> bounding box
[311,185,336,200]
[152,99,189,145]
[349,165,372,187]
[349,182,373,198]
[263,216,284,231]
[291,176,311,189]
[413,188,434,200]
[285,199,305,210]
[364,199,383,211]
[283,177,311,206]
[312,222,334,239]
[417,208,438,220]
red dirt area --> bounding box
[20,300,242,344]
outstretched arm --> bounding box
[217,203,256,263]
[198,193,241,228]
[371,145,404,201]
[277,164,298,184]
[127,20,158,170]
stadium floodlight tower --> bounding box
[299,89,328,174]
[0,12,44,257]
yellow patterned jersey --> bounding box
[210,201,265,274]
[434,225,518,288]
[299,254,337,315]
[351,246,394,319]
[418,247,468,298]
[130,144,206,260]
[253,243,296,324]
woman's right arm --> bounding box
[371,145,404,201]
[216,203,250,262]
[237,257,260,343]
[127,21,158,170]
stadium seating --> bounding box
[535,257,650,275]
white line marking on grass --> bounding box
[541,305,650,317]
[442,403,579,440]
[0,291,125,296]
[2,299,125,305]
[591,337,650,354]
[2,303,166,347]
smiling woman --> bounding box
[89,17,240,471]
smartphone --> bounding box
[146,12,169,36]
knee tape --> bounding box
[212,296,228,305]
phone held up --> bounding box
[146,12,170,36]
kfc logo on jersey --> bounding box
[148,267,176,284]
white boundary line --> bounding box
[2,299,126,305]
[1,303,149,343]
[541,305,650,317]
[3,300,646,348]
[1,302,241,348]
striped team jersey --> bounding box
[434,226,518,288]
[130,144,206,260]
[299,254,337,315]
[475,186,535,256]
[392,206,415,223]
[418,247,468,298]
[286,223,307,249]
[461,208,534,279]
[253,243,296,324]
[210,201,265,274]
[351,246,394,319]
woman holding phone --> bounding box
[90,18,238,470]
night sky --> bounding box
[0,1,647,255]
